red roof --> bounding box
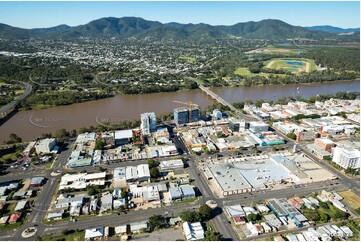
[9,212,21,223]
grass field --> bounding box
[234,67,285,77]
[246,45,300,55]
[339,191,360,210]
[39,230,85,241]
[264,58,316,74]
[179,56,196,63]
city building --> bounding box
[140,112,157,136]
[35,138,56,154]
[213,109,222,119]
[332,146,360,169]
[174,107,189,126]
[114,130,133,146]
[249,121,269,133]
[228,118,246,132]
[174,107,200,125]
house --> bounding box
[260,222,272,233]
[6,182,19,190]
[14,200,27,211]
[180,185,195,199]
[286,234,298,241]
[130,221,148,233]
[89,197,99,213]
[233,216,246,225]
[100,194,113,213]
[254,224,264,234]
[113,198,126,208]
[340,226,353,238]
[264,214,282,229]
[115,225,128,235]
[0,187,8,196]
[225,205,245,218]
[29,177,45,188]
[0,215,9,224]
[70,205,81,216]
[183,221,204,241]
[295,233,306,241]
[9,212,22,223]
[170,217,182,226]
[246,222,259,236]
[85,227,104,240]
[13,190,33,199]
[273,235,285,241]
[256,204,270,213]
[47,212,63,221]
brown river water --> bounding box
[0,80,359,142]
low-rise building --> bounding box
[47,212,63,221]
[159,159,184,171]
[59,172,106,190]
[85,227,104,240]
[100,194,113,213]
[29,177,45,188]
[14,200,27,211]
[183,221,204,241]
[35,138,56,154]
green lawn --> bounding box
[38,230,85,241]
[179,56,196,63]
[234,67,285,77]
[174,197,199,205]
[0,222,22,232]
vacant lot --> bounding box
[133,227,184,241]
[339,190,360,210]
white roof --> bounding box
[76,133,96,143]
[115,225,127,234]
[14,200,27,211]
[126,166,138,180]
[115,130,133,140]
[85,227,104,239]
[137,164,150,178]
[85,172,106,180]
[183,222,204,241]
[225,205,245,218]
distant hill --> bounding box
[0,17,358,41]
[305,25,360,34]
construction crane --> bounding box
[173,100,199,122]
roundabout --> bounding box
[21,227,37,238]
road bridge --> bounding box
[198,84,256,122]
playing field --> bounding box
[264,58,316,74]
[179,56,196,63]
[338,191,360,210]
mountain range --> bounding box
[0,17,359,41]
[305,25,360,34]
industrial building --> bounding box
[140,112,157,136]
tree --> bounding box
[6,133,22,144]
[286,132,297,140]
[61,229,68,236]
[95,138,103,150]
[150,167,160,178]
[180,211,202,223]
[148,215,164,231]
[54,129,69,139]
[246,213,261,222]
[205,231,221,241]
[147,159,160,169]
[319,212,329,222]
[199,204,213,220]
[303,210,320,221]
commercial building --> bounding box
[249,121,269,133]
[59,172,106,190]
[307,144,332,159]
[228,118,246,132]
[159,159,184,171]
[183,222,204,241]
[35,138,56,154]
[85,227,104,240]
[332,146,360,169]
[114,130,133,146]
[29,177,45,188]
[225,205,245,218]
[267,198,308,227]
[207,163,252,196]
[314,138,335,152]
[140,112,156,136]
[180,185,195,199]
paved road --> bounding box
[0,81,32,117]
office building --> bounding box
[140,112,156,136]
[332,146,360,169]
[174,107,189,125]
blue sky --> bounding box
[0,1,359,29]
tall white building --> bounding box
[140,112,156,136]
[332,146,360,169]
